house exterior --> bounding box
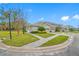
[60,25,69,32]
[26,21,70,33]
[0,24,8,30]
[28,21,57,33]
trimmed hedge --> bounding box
[31,31,39,33]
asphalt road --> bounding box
[56,33,79,56]
[0,33,79,56]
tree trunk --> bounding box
[16,29,20,36]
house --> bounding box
[0,24,8,30]
[28,21,57,32]
[60,25,69,32]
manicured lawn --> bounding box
[0,31,9,38]
[40,35,68,47]
[0,31,39,47]
[34,32,55,38]
[70,31,79,33]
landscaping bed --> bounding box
[40,35,69,47]
[0,31,39,47]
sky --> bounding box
[0,3,79,28]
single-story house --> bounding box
[27,21,57,32]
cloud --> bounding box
[61,16,69,21]
[72,14,79,20]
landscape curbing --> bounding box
[0,34,73,55]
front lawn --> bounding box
[40,35,68,47]
[34,32,55,38]
[0,31,39,47]
[0,31,9,38]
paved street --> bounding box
[55,33,79,56]
[0,33,79,56]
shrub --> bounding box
[31,31,38,33]
[38,26,46,32]
[55,26,61,32]
[23,29,27,32]
[38,31,47,33]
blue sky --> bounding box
[0,3,79,28]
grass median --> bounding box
[33,32,55,38]
[40,35,68,47]
[0,31,39,47]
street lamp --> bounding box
[8,11,12,39]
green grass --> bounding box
[70,31,79,33]
[0,31,39,47]
[0,31,9,38]
[34,32,55,38]
[40,35,68,47]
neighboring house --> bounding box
[60,25,69,32]
[0,24,8,30]
[26,21,70,33]
[28,21,57,32]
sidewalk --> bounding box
[22,34,61,48]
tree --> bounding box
[21,19,27,34]
[38,26,46,32]
[12,9,21,29]
[0,16,5,30]
[0,8,12,39]
[12,9,27,35]
[69,28,75,32]
[55,26,61,32]
[0,7,27,38]
[0,8,7,31]
[1,22,7,30]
